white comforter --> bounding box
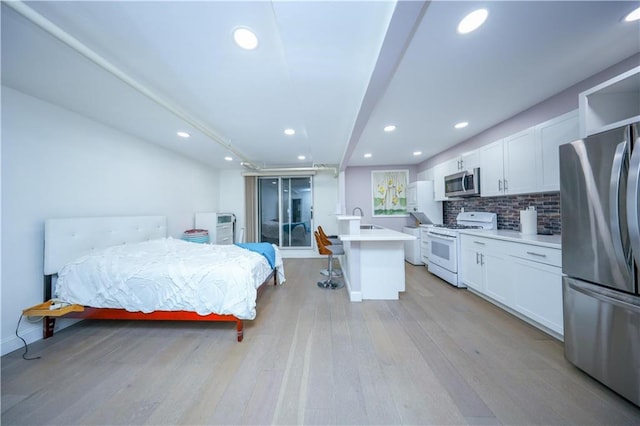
[55,238,285,320]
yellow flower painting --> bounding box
[372,170,409,216]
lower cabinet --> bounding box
[420,227,430,266]
[460,241,485,292]
[510,257,563,335]
[460,233,563,338]
[483,250,512,306]
[460,236,511,301]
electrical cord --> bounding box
[15,314,41,360]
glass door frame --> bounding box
[258,175,313,249]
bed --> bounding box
[42,215,285,341]
[261,219,307,245]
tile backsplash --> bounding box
[443,192,561,235]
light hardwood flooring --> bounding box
[2,258,640,425]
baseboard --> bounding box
[1,318,82,356]
[280,249,321,258]
[1,320,42,356]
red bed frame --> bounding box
[43,269,277,342]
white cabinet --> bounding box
[433,161,451,201]
[420,227,430,265]
[478,140,504,197]
[406,181,442,224]
[195,212,235,245]
[479,129,537,197]
[511,257,563,335]
[580,66,640,137]
[535,110,579,192]
[460,235,510,303]
[449,150,480,172]
[460,236,486,292]
[460,232,563,338]
[407,182,419,207]
[503,128,538,194]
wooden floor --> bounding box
[2,258,640,425]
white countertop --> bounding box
[459,229,561,249]
[336,215,362,220]
[339,227,416,241]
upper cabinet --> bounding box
[503,128,538,194]
[433,161,452,201]
[469,110,579,197]
[478,139,505,197]
[579,66,640,138]
[479,128,537,196]
[535,110,579,192]
[450,150,480,172]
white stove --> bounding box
[426,212,497,287]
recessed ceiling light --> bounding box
[364,153,372,158]
[413,151,422,156]
[233,27,258,50]
[457,9,488,34]
[177,131,190,138]
[284,128,296,136]
[298,155,306,160]
[384,125,397,132]
[454,121,469,129]
[624,7,640,22]
[224,156,233,161]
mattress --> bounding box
[55,237,285,320]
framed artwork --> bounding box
[371,169,409,216]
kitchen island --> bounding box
[338,226,415,302]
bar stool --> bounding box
[317,229,343,277]
[318,225,341,245]
[314,231,344,289]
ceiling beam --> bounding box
[339,0,431,171]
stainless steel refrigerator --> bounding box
[560,123,640,407]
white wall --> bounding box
[218,170,245,242]
[1,87,221,355]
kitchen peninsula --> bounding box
[336,216,415,302]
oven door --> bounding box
[427,231,458,273]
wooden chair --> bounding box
[314,231,344,289]
[317,228,343,277]
[318,225,342,245]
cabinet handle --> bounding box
[480,253,485,265]
[526,251,547,257]
[504,179,508,191]
[473,240,485,245]
[476,252,480,264]
[498,179,502,191]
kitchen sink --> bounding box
[360,224,383,230]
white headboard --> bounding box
[44,216,167,275]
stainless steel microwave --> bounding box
[444,168,480,197]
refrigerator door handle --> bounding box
[610,140,630,274]
[627,133,640,266]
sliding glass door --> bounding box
[258,176,312,248]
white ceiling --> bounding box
[2,1,639,171]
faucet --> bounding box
[352,207,363,217]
